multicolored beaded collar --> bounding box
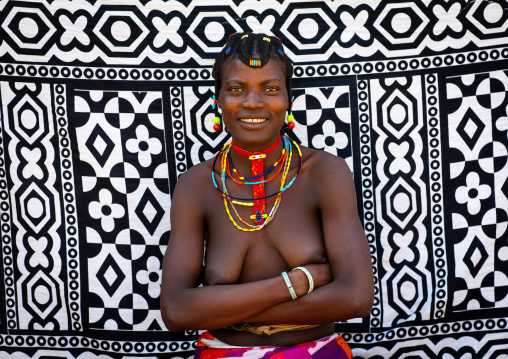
[211,135,302,231]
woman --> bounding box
[160,33,374,358]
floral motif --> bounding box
[340,10,370,42]
[432,3,462,36]
[455,172,491,215]
[311,120,348,155]
[136,256,162,298]
[88,189,125,232]
[125,125,162,167]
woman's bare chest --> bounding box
[203,194,327,285]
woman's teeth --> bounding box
[240,119,266,123]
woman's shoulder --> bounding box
[299,146,357,211]
[300,146,350,178]
[174,158,214,193]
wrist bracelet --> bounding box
[281,271,297,300]
[292,266,314,294]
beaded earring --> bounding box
[286,96,295,129]
[212,95,221,131]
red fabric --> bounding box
[194,331,352,359]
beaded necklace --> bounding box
[210,136,303,231]
[210,137,302,204]
[222,139,292,230]
[231,136,282,225]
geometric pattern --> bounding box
[445,70,508,312]
[72,89,171,331]
[1,1,508,358]
[1,1,508,65]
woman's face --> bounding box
[218,58,288,151]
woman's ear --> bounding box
[216,90,221,109]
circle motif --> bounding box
[166,70,175,80]
[299,18,319,39]
[305,66,315,76]
[131,70,140,79]
[204,21,225,41]
[142,69,152,80]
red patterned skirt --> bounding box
[194,330,352,358]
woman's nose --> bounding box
[242,90,264,108]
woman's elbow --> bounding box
[350,282,374,318]
[160,298,191,332]
[353,296,373,318]
[334,282,373,320]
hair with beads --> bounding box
[211,33,294,132]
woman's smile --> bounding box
[238,117,269,128]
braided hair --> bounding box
[212,33,294,131]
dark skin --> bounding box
[160,58,374,347]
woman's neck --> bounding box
[231,136,281,155]
[230,135,284,173]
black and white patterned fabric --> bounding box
[1,1,508,358]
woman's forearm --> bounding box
[161,269,312,331]
[242,279,373,325]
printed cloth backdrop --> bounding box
[0,0,508,358]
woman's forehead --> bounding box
[221,58,286,84]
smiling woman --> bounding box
[160,33,374,359]
[218,58,288,152]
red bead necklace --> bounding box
[230,136,282,224]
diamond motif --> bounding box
[85,124,115,167]
[456,108,485,150]
[97,254,126,297]
[254,210,264,224]
[134,188,165,235]
[93,136,108,156]
[142,201,157,224]
[463,236,488,278]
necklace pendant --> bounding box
[251,210,268,224]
